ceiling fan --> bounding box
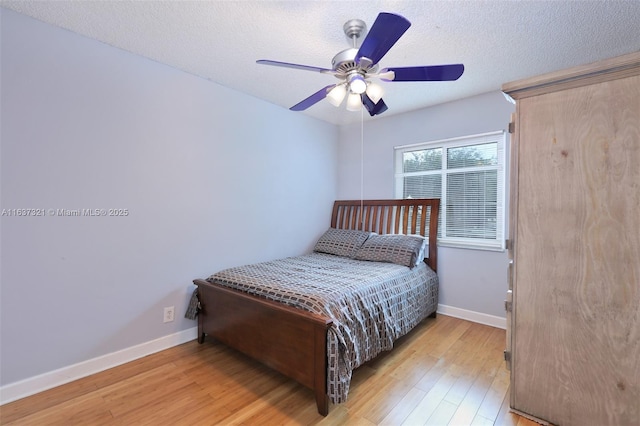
[257,12,464,117]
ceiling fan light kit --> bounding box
[346,93,363,111]
[366,82,384,104]
[257,12,464,116]
[326,84,347,107]
[348,74,367,94]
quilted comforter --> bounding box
[204,252,438,404]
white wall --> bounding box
[337,91,515,319]
[0,9,337,389]
[1,6,516,400]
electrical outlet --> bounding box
[163,306,175,323]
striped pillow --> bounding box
[313,228,373,258]
[354,234,426,268]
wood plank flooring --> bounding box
[1,315,539,425]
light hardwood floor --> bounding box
[1,315,538,425]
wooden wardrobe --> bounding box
[502,52,640,425]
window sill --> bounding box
[437,239,505,252]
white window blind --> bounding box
[394,131,506,251]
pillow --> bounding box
[313,228,373,258]
[354,234,426,268]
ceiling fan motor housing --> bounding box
[333,19,376,77]
[331,48,378,76]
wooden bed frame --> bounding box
[193,198,440,415]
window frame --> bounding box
[394,131,506,251]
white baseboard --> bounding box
[437,304,506,329]
[0,326,198,405]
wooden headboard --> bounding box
[331,199,440,272]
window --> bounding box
[394,131,506,251]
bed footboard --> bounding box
[194,278,333,416]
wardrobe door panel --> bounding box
[512,74,640,425]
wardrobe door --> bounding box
[512,74,640,425]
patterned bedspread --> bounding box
[205,252,438,404]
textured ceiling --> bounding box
[3,1,640,125]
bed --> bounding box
[192,198,440,415]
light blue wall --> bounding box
[0,9,338,386]
[337,91,515,318]
[1,6,514,391]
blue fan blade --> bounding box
[290,85,336,111]
[361,93,388,116]
[356,13,411,65]
[257,59,333,74]
[372,98,388,116]
[383,64,465,81]
[361,93,376,116]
